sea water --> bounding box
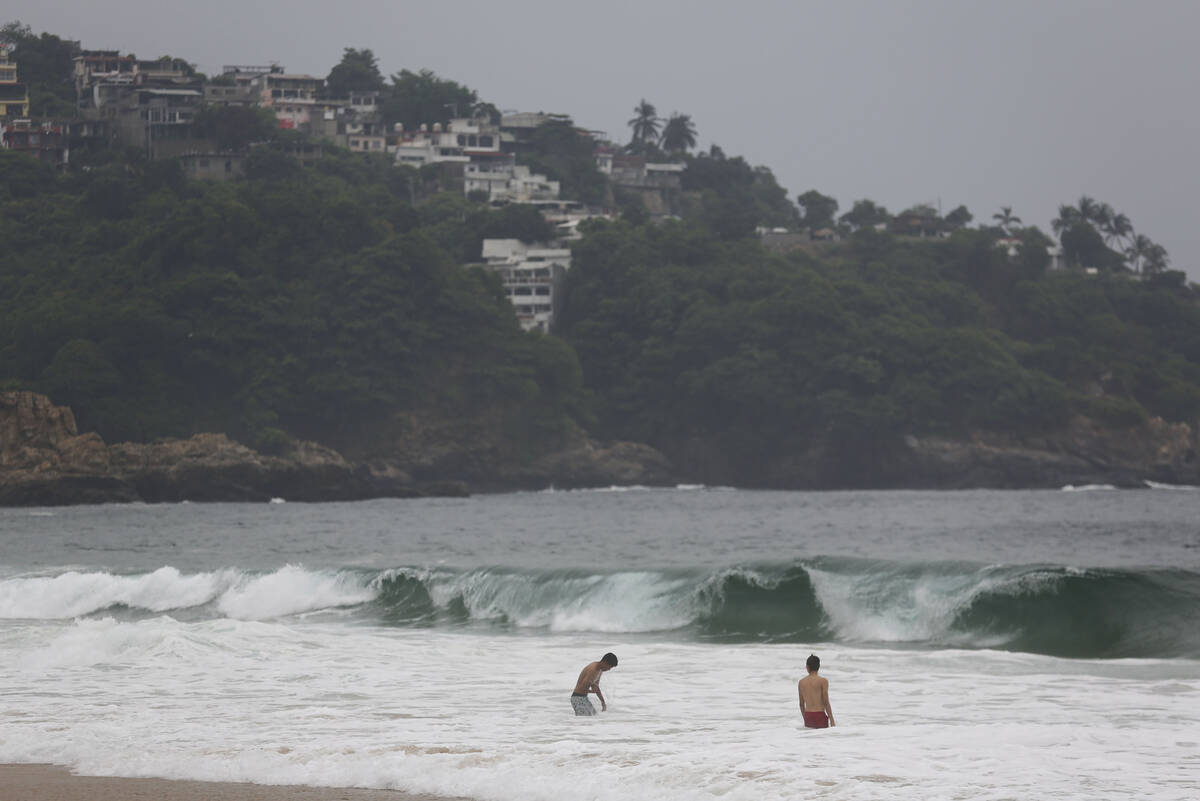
[1,488,1198,800]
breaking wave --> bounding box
[2,559,1197,659]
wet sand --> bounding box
[0,764,461,801]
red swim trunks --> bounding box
[803,710,829,729]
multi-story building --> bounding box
[203,66,275,107]
[1,119,69,166]
[309,91,387,153]
[393,117,503,166]
[73,50,206,158]
[250,71,325,130]
[73,50,136,109]
[481,239,572,333]
[0,46,30,118]
[499,111,571,154]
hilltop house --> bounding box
[597,149,683,217]
[74,51,206,158]
[480,239,572,332]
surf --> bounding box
[2,559,1197,659]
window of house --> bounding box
[535,287,550,296]
[457,134,466,146]
[479,135,493,148]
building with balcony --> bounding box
[73,50,136,107]
[480,239,572,333]
[0,46,29,118]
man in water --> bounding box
[798,653,835,728]
[571,652,618,716]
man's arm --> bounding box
[798,680,806,712]
[821,679,834,726]
[591,681,606,711]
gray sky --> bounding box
[8,0,1199,279]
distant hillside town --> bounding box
[0,26,1181,339]
[0,37,716,332]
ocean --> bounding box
[1,487,1198,800]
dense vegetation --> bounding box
[2,23,1199,486]
[558,221,1200,483]
[0,149,585,458]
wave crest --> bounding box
[3,560,1197,658]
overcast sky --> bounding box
[7,0,1199,279]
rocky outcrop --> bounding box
[495,440,677,490]
[0,391,467,506]
[11,388,1189,504]
[356,410,678,491]
[0,392,675,506]
[895,416,1199,489]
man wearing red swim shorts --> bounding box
[798,653,835,728]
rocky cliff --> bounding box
[0,392,677,506]
[5,390,1194,505]
[895,415,1199,489]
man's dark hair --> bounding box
[601,652,618,667]
[806,654,820,672]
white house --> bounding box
[481,239,572,332]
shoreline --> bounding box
[0,764,463,801]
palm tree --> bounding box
[1144,243,1170,274]
[1103,212,1132,248]
[1077,195,1101,224]
[1051,204,1082,238]
[992,206,1022,235]
[627,99,661,151]
[659,113,697,153]
[1124,233,1153,274]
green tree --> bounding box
[659,113,697,153]
[627,99,660,153]
[192,105,279,152]
[1,21,77,116]
[324,47,385,98]
[839,199,890,232]
[944,205,973,230]
[520,118,607,205]
[797,189,839,231]
[381,69,480,132]
[991,206,1021,234]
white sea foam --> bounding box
[1,621,1196,801]
[1060,483,1119,492]
[0,566,378,622]
[1144,479,1200,491]
[215,565,375,619]
[422,569,697,633]
[0,566,232,619]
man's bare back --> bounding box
[574,662,606,697]
[798,654,834,728]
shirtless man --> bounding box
[798,653,835,728]
[571,652,618,716]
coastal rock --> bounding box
[369,410,677,490]
[519,439,677,489]
[0,391,465,505]
[897,416,1199,489]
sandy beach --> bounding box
[0,765,459,801]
